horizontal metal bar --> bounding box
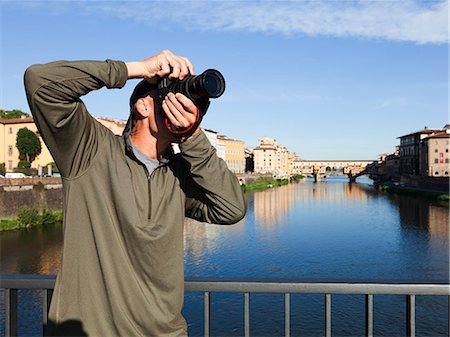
[1,275,449,296]
[185,282,449,296]
[1,275,56,289]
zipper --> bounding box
[143,166,152,220]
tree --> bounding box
[16,127,42,164]
[0,109,29,119]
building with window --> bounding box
[420,130,450,177]
[203,128,226,160]
[217,135,245,174]
[398,128,441,175]
[0,116,53,172]
[1,115,126,173]
[254,137,278,174]
[253,137,297,177]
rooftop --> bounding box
[0,116,34,124]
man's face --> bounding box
[141,93,179,143]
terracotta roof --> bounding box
[0,116,34,124]
[397,129,440,138]
[423,131,450,140]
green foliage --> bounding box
[17,206,40,227]
[16,127,42,164]
[0,109,29,119]
[0,219,19,231]
[18,160,31,168]
[0,163,5,175]
[241,178,289,192]
[0,207,63,231]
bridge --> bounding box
[293,160,375,183]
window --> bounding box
[446,159,449,164]
[8,161,12,169]
[8,127,13,134]
[435,171,439,176]
[434,159,439,163]
[8,146,13,156]
[445,172,449,176]
[435,149,438,153]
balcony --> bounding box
[1,274,449,337]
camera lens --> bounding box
[201,69,225,98]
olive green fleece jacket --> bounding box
[24,60,246,337]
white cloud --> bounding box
[10,0,449,44]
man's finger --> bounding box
[163,97,190,128]
[175,93,198,115]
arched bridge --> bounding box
[294,160,375,182]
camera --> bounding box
[156,69,226,137]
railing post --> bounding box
[204,292,211,337]
[244,292,250,337]
[325,294,331,337]
[406,295,415,337]
[285,293,290,337]
[43,289,53,335]
[6,288,18,337]
[365,294,373,337]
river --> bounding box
[1,177,449,336]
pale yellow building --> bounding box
[217,135,245,174]
[254,137,278,174]
[1,115,127,173]
[0,116,53,172]
[254,137,295,177]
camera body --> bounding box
[156,69,225,137]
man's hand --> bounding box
[162,92,201,140]
[126,50,194,81]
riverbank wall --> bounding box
[0,178,63,219]
[399,175,449,194]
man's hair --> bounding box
[129,79,158,110]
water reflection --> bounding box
[1,225,62,274]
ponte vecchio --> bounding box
[293,160,375,182]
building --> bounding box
[0,115,127,173]
[253,137,296,177]
[254,137,278,174]
[420,130,450,177]
[245,147,254,173]
[217,135,245,174]
[203,128,226,160]
[95,117,126,135]
[398,127,440,175]
[0,116,53,172]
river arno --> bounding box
[1,177,449,336]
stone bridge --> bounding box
[294,160,375,182]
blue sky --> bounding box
[1,0,448,159]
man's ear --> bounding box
[135,98,150,118]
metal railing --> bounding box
[1,275,449,337]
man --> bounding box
[24,50,246,336]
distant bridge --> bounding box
[294,160,375,182]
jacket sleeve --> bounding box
[176,131,246,225]
[23,60,128,178]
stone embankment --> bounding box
[0,178,63,219]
